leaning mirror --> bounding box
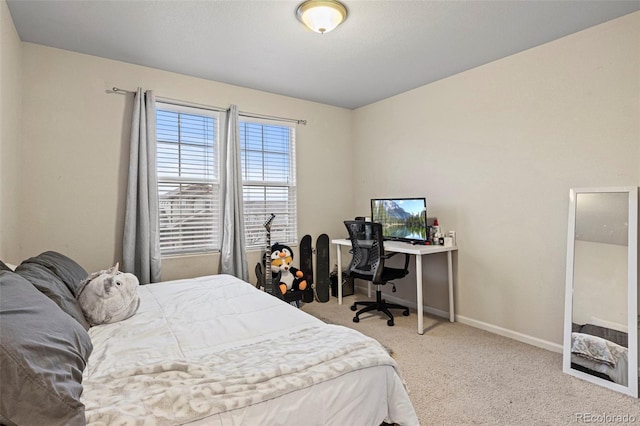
[563,187,638,397]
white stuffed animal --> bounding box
[76,263,140,326]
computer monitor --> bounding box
[370,197,428,242]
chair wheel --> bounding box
[403,310,410,316]
[387,319,394,326]
[350,305,357,311]
[353,316,360,323]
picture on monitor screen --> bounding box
[370,198,428,242]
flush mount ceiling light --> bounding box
[296,0,348,34]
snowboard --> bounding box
[315,234,330,303]
[299,234,314,303]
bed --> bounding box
[0,252,418,426]
[570,321,630,385]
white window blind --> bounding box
[156,103,220,255]
[240,119,297,250]
[155,104,297,256]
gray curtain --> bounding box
[123,88,161,284]
[219,105,249,280]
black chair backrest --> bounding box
[344,220,385,284]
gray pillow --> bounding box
[580,323,628,348]
[0,271,92,426]
[0,260,12,271]
[15,261,90,330]
[19,251,88,296]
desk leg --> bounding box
[416,254,424,335]
[447,251,454,322]
[336,245,343,305]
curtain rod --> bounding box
[111,87,307,125]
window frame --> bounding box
[240,117,298,251]
[155,104,299,256]
[156,102,221,256]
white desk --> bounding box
[332,238,458,335]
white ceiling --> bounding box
[6,0,640,109]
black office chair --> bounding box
[344,220,410,326]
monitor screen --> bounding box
[370,197,428,242]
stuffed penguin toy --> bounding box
[270,242,307,296]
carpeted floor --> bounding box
[301,294,640,425]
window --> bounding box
[156,103,220,255]
[240,120,297,250]
[156,104,297,255]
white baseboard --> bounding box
[455,315,563,353]
[353,284,563,354]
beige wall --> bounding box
[352,11,640,345]
[2,4,639,348]
[18,43,353,279]
[573,241,627,327]
[0,0,21,262]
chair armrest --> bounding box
[382,252,411,270]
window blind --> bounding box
[156,104,220,255]
[240,120,297,250]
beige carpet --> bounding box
[301,294,640,425]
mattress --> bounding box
[81,274,418,425]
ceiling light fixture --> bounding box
[296,0,348,34]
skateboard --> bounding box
[315,234,330,303]
[299,234,314,303]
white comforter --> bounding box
[82,274,418,425]
[571,332,629,386]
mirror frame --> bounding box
[563,186,638,397]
